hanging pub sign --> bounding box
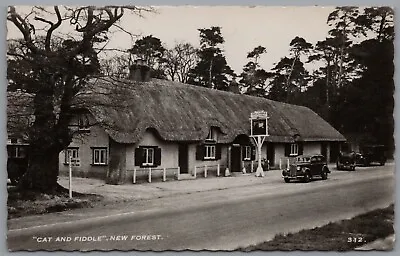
[250,110,269,136]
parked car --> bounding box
[282,154,330,183]
[336,151,356,171]
[355,145,387,166]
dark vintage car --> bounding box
[282,154,330,183]
[336,152,356,171]
[355,145,387,166]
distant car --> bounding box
[355,145,387,166]
[282,154,330,183]
[336,152,356,171]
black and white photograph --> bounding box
[5,4,395,252]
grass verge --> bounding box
[7,186,104,219]
[240,204,394,251]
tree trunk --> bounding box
[326,60,331,107]
[209,58,214,88]
[18,83,72,193]
[19,143,61,192]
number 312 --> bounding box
[348,237,364,243]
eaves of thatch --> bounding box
[76,77,346,145]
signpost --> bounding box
[250,111,269,177]
[69,155,73,199]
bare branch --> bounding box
[7,6,42,55]
[44,6,62,52]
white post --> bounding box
[242,160,246,174]
[251,161,254,173]
[194,166,197,178]
[217,164,220,177]
[287,158,290,169]
[279,159,282,170]
[163,167,166,182]
[255,136,265,177]
[148,168,152,183]
[69,155,72,199]
[204,165,208,178]
[225,167,230,177]
[133,168,137,184]
[177,167,180,180]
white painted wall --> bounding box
[304,142,322,155]
[126,130,179,171]
[59,114,109,179]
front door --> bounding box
[267,143,274,166]
[321,142,328,158]
[178,144,189,173]
[231,145,241,172]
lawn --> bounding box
[240,204,394,251]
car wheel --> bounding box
[321,170,327,180]
[284,178,290,183]
[303,172,311,183]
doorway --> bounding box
[178,144,189,173]
[230,145,241,172]
[267,143,275,166]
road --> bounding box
[8,164,394,251]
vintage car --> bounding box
[282,154,330,183]
[336,152,356,171]
[355,145,387,166]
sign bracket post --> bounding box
[250,111,269,177]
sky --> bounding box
[6,5,336,74]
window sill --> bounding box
[203,158,216,161]
[91,163,108,166]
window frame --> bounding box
[243,145,252,161]
[290,143,299,156]
[92,147,108,166]
[204,144,216,160]
[8,145,27,159]
[206,127,218,142]
[142,147,155,166]
[64,147,80,165]
[78,114,91,131]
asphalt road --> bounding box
[8,164,394,251]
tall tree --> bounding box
[163,42,199,83]
[268,56,309,103]
[128,35,167,79]
[286,37,312,88]
[7,6,151,192]
[326,7,363,89]
[188,26,235,90]
[335,7,394,153]
[239,46,270,97]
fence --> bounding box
[129,161,278,184]
[278,157,296,170]
[129,167,181,184]
[193,164,229,178]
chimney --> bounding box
[129,59,151,82]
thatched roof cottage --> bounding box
[59,64,346,184]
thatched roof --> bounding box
[6,91,34,140]
[77,77,346,144]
